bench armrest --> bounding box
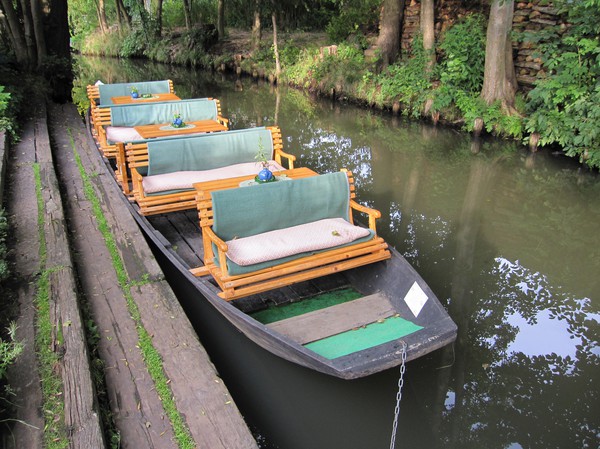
[350,199,381,232]
[218,116,229,127]
[274,148,296,169]
[202,225,229,277]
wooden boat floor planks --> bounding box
[267,292,396,344]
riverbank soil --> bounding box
[1,102,257,448]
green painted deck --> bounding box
[304,316,423,359]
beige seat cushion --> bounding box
[106,126,143,143]
[225,218,371,266]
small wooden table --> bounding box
[111,93,181,105]
[193,167,318,200]
[134,120,228,139]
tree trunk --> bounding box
[217,0,225,39]
[271,4,281,77]
[115,0,131,30]
[98,0,109,33]
[481,0,517,113]
[19,0,36,64]
[251,0,261,53]
[153,0,163,37]
[30,0,47,68]
[375,0,405,67]
[420,0,435,71]
[45,0,73,102]
[182,0,192,30]
[0,0,29,65]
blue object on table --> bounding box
[258,168,273,182]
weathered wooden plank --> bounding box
[268,292,395,344]
[36,103,106,449]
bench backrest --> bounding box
[106,98,218,126]
[146,126,275,176]
[211,171,351,241]
[97,80,173,105]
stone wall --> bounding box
[400,0,565,90]
[512,1,562,87]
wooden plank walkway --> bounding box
[2,101,258,449]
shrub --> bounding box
[325,0,379,43]
[0,87,13,136]
[372,36,432,116]
[524,0,600,168]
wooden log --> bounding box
[35,102,106,449]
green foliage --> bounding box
[279,41,301,67]
[80,31,124,56]
[0,323,23,380]
[437,13,486,93]
[325,0,379,43]
[372,36,432,117]
[428,13,523,138]
[524,0,600,168]
[431,13,486,114]
[0,86,13,136]
[120,28,153,58]
[284,47,322,88]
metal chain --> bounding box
[389,341,407,449]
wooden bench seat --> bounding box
[125,126,295,215]
[93,98,228,159]
[194,170,391,300]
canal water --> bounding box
[75,56,599,449]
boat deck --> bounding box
[147,209,357,310]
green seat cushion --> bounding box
[146,127,274,175]
[109,99,217,126]
[98,80,171,105]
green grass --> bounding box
[67,130,195,449]
[33,163,69,449]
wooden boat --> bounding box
[86,112,457,380]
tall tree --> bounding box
[30,0,46,65]
[0,0,29,65]
[18,0,36,62]
[153,0,163,37]
[217,0,225,39]
[375,0,405,67]
[182,0,193,30]
[0,0,72,99]
[115,0,132,30]
[98,0,109,33]
[251,0,261,53]
[480,0,517,113]
[420,0,435,71]
[271,1,281,77]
